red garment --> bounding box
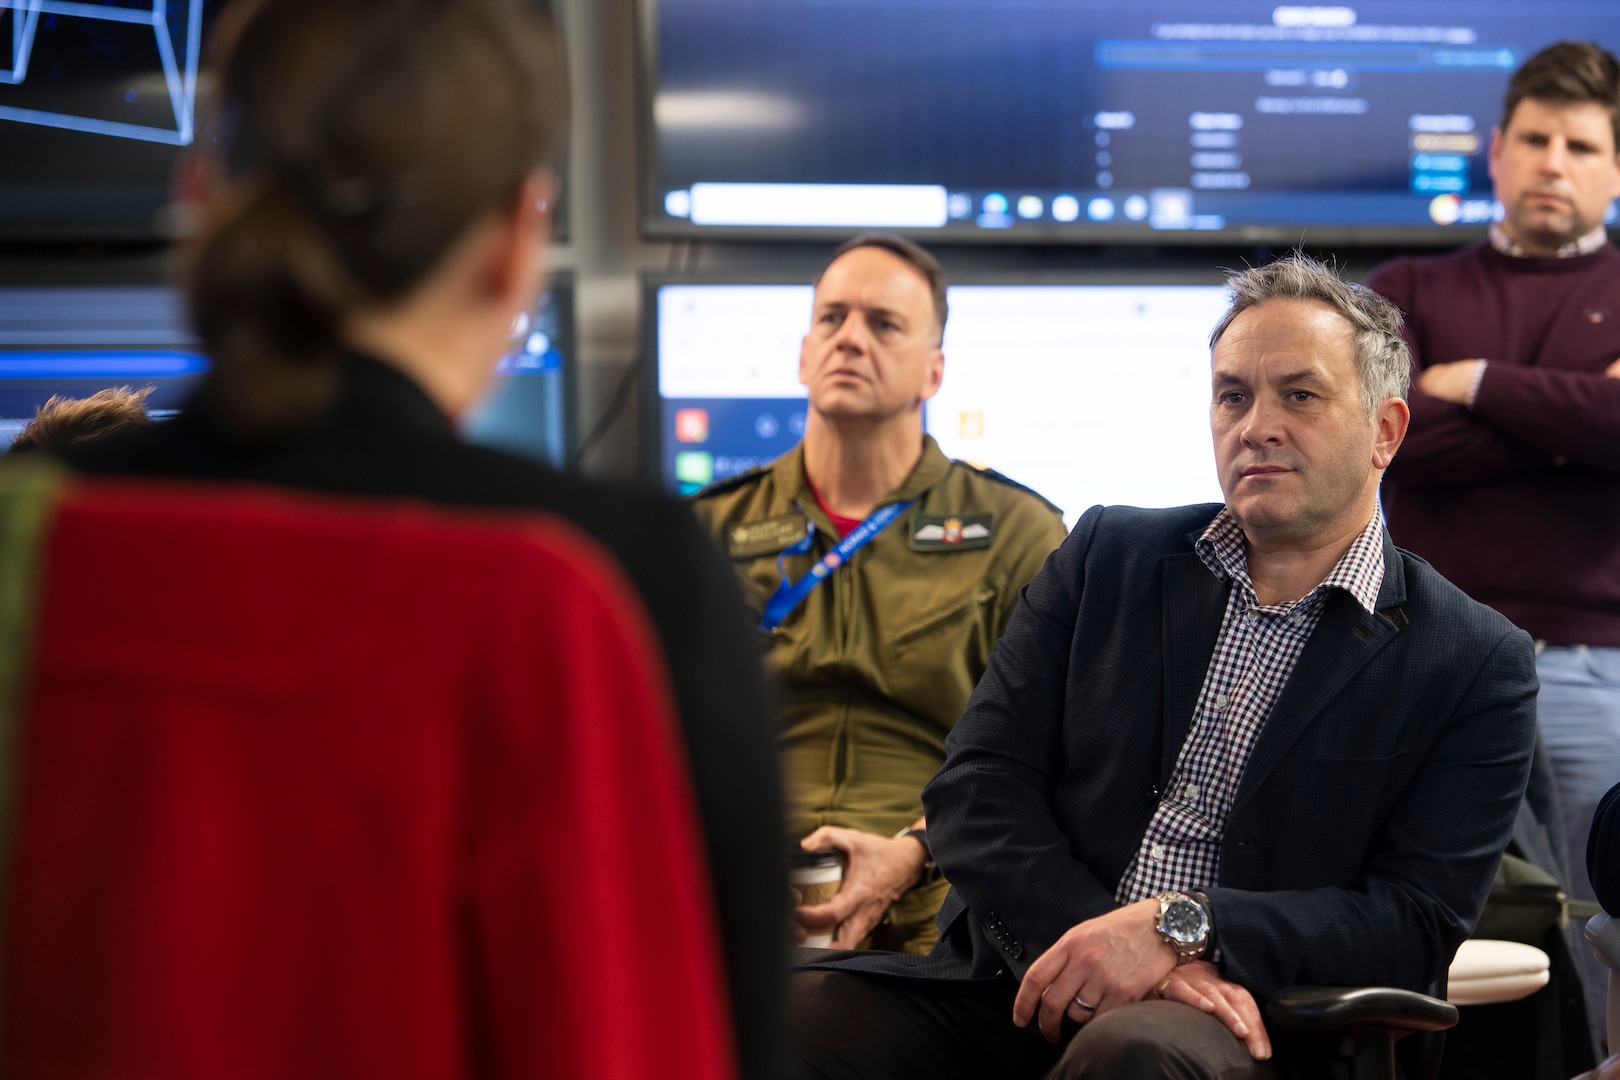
[5,479,736,1080]
[1368,242,1620,647]
[806,476,862,537]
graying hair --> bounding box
[1208,253,1411,414]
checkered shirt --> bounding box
[1115,508,1386,904]
[1489,221,1610,259]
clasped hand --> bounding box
[1010,899,1271,1061]
[790,825,926,949]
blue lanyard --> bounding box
[758,499,914,632]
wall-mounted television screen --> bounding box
[0,286,206,441]
[0,0,570,241]
[0,0,218,239]
[0,276,576,467]
[640,0,1620,244]
[461,272,576,468]
[646,276,1233,525]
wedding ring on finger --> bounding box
[1074,995,1097,1012]
[1155,976,1173,999]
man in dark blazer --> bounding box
[790,254,1540,1079]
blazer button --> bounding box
[1233,834,1257,851]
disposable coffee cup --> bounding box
[788,848,844,947]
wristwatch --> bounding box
[1156,890,1211,964]
[895,826,942,885]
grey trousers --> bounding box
[789,969,1313,1080]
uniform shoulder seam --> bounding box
[688,463,770,500]
[951,460,1063,517]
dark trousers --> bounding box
[789,970,1324,1080]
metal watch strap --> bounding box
[1157,890,1210,964]
[1191,888,1217,962]
[895,826,942,885]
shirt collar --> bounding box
[775,432,951,506]
[1489,222,1610,259]
[1195,508,1387,616]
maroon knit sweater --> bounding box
[1366,241,1620,647]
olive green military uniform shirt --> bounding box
[690,436,1067,951]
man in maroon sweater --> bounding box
[1365,40,1620,1042]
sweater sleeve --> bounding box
[1471,362,1620,473]
[1365,260,1555,485]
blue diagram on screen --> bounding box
[1,0,202,145]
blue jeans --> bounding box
[1536,644,1620,1051]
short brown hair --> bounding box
[816,234,949,344]
[1500,41,1620,151]
[8,386,155,454]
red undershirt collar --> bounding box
[805,475,863,537]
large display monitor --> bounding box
[640,0,1620,244]
[0,286,207,442]
[462,272,577,468]
[0,0,218,239]
[0,277,576,467]
[0,0,570,240]
[646,276,1232,525]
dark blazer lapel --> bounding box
[1230,532,1410,816]
[1160,547,1229,785]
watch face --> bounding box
[1162,900,1207,945]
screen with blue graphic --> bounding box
[0,1,569,239]
[0,279,575,465]
[461,273,576,468]
[643,0,1620,241]
[648,279,1232,525]
[0,0,219,238]
[0,286,205,442]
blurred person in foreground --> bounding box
[7,386,154,454]
[53,0,785,1075]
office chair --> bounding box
[1268,983,1456,1080]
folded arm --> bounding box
[1368,260,1620,481]
[1464,362,1620,473]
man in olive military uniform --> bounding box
[691,235,1068,954]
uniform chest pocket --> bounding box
[890,584,996,649]
[883,584,1001,730]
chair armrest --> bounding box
[1266,987,1458,1035]
[1586,912,1620,970]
